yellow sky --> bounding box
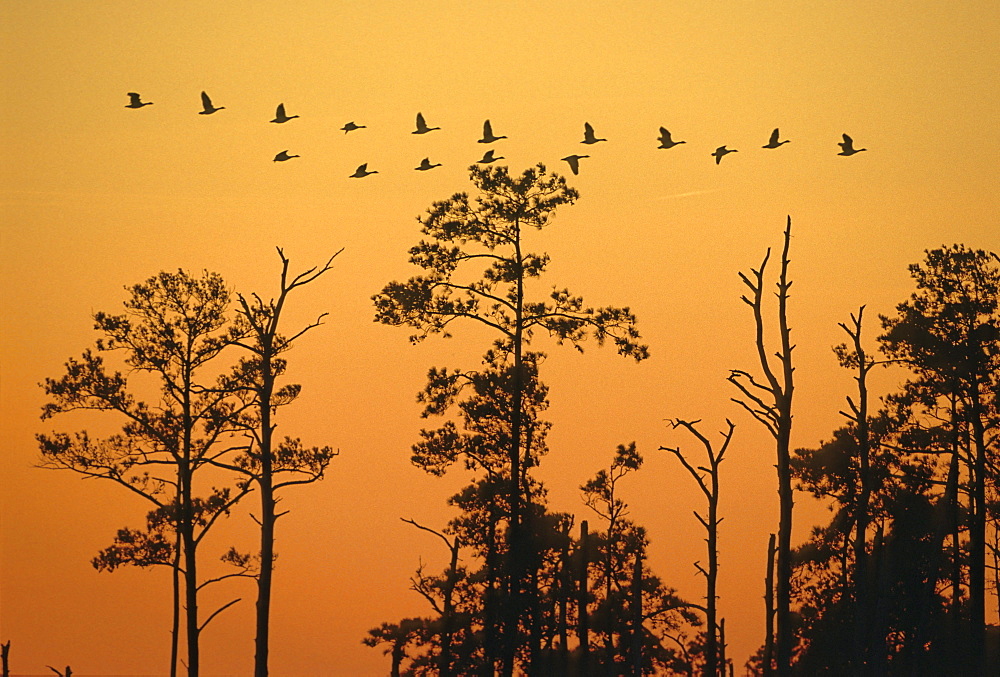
[2,1,999,674]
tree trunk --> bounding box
[181,366,200,677]
[502,220,526,677]
[775,416,793,677]
[182,528,199,677]
[969,375,988,675]
[484,505,499,676]
[578,520,590,677]
[911,449,959,675]
[870,526,893,674]
[440,537,460,677]
[846,308,872,675]
[559,533,571,674]
[255,481,275,677]
[179,444,200,677]
[170,528,180,677]
[763,533,776,677]
[705,479,719,677]
[719,618,727,677]
[630,550,643,677]
[255,356,276,677]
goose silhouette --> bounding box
[581,122,606,144]
[838,133,867,156]
[199,91,224,115]
[762,128,789,149]
[413,112,440,134]
[126,92,152,108]
[477,149,504,164]
[271,104,299,124]
[657,128,685,149]
[415,157,442,171]
[712,146,738,164]
[478,120,507,144]
[350,163,378,178]
[273,150,299,162]
[561,154,589,175]
[341,121,366,134]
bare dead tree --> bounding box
[1,640,9,677]
[219,247,341,677]
[728,217,795,676]
[661,418,735,677]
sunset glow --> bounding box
[2,2,999,675]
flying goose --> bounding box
[125,92,152,108]
[199,91,224,115]
[341,121,366,133]
[273,150,299,162]
[657,127,685,149]
[350,163,378,178]
[762,128,789,149]
[561,154,589,175]
[271,103,299,124]
[838,133,867,156]
[711,146,738,164]
[478,119,507,144]
[415,157,442,171]
[476,149,504,164]
[581,122,606,144]
[413,112,440,134]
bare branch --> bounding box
[199,598,242,632]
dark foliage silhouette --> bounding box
[38,270,251,677]
[372,163,648,675]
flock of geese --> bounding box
[126,91,868,177]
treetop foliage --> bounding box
[373,164,648,361]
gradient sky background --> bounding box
[2,1,999,675]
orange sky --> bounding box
[2,1,999,675]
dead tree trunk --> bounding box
[1,640,9,677]
[234,248,339,677]
[763,533,777,677]
[729,217,795,676]
[661,418,735,677]
[719,618,728,677]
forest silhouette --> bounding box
[20,165,1000,676]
